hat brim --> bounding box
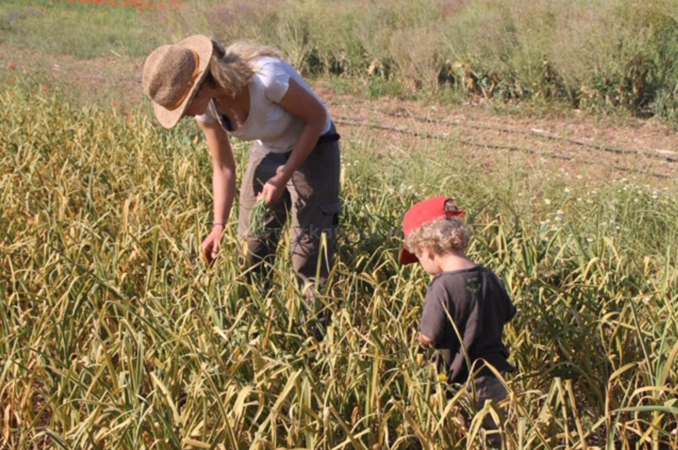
[399,247,419,265]
[153,35,214,129]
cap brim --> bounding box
[153,35,214,129]
[399,247,419,265]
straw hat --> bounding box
[142,34,214,129]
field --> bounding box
[1,1,677,449]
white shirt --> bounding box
[195,56,332,153]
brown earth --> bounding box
[2,42,677,185]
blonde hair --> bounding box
[405,218,472,258]
[206,39,283,97]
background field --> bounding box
[1,1,677,449]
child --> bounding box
[400,196,516,444]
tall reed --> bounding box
[1,77,676,448]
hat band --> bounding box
[168,50,201,111]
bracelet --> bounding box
[212,223,225,228]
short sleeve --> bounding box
[419,280,452,345]
[489,271,517,323]
[194,100,218,125]
[257,60,291,103]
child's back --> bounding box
[419,264,516,384]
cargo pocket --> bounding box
[318,200,341,227]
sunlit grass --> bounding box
[1,81,677,449]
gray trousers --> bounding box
[464,375,508,447]
[238,132,341,290]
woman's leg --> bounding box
[287,140,341,287]
[287,136,341,335]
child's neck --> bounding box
[435,251,477,273]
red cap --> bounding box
[400,196,465,265]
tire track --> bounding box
[325,99,678,182]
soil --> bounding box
[1,42,677,185]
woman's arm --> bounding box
[198,119,237,263]
[258,78,327,206]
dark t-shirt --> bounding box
[419,265,517,384]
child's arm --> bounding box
[492,271,516,323]
[418,282,451,349]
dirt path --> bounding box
[316,82,678,182]
[2,43,677,183]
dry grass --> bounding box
[1,79,677,448]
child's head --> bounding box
[400,196,469,265]
[405,217,471,259]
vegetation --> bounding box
[1,0,678,121]
[0,1,677,448]
[0,0,166,58]
[248,199,269,237]
[1,77,676,448]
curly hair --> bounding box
[404,218,472,258]
[204,39,283,97]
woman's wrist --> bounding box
[212,222,225,229]
[268,172,290,188]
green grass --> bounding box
[0,0,167,58]
[247,199,268,237]
[1,79,677,449]
[0,1,677,448]
[2,0,677,123]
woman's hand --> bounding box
[258,178,287,207]
[201,225,224,265]
[418,332,436,349]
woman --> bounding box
[142,35,341,309]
